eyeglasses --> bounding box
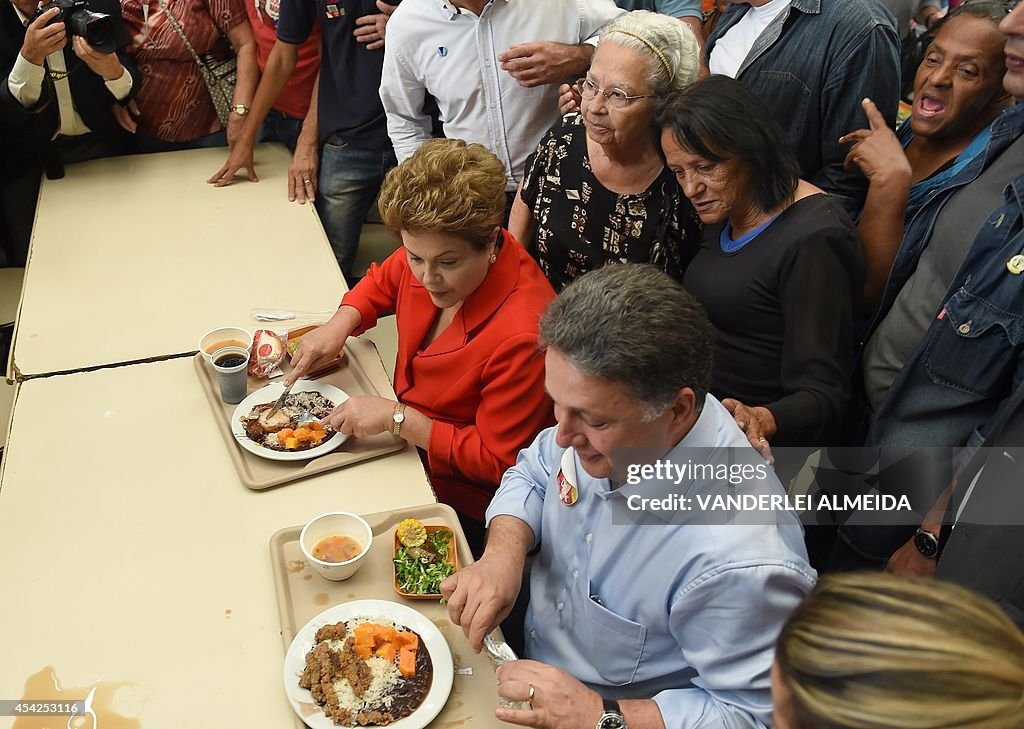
[1008,0,1021,10]
[575,78,657,109]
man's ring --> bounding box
[528,684,535,708]
[303,179,312,184]
[758,437,767,443]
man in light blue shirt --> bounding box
[616,0,703,45]
[442,265,815,729]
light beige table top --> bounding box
[0,356,441,728]
[9,144,343,380]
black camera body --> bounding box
[34,0,116,55]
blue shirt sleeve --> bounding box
[615,0,702,19]
[651,562,815,729]
[485,426,558,548]
[276,0,316,44]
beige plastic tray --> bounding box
[194,337,407,490]
[271,503,512,728]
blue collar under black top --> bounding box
[720,213,780,253]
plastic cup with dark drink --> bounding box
[211,346,250,404]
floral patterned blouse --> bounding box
[519,113,701,291]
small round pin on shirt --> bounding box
[1008,254,1024,274]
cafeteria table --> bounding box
[0,356,441,728]
[8,145,343,380]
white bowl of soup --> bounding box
[199,327,254,363]
[299,512,373,581]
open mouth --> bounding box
[916,95,946,118]
[1007,52,1024,71]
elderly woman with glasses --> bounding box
[508,11,702,291]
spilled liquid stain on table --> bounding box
[13,667,141,729]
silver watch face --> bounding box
[597,712,626,729]
[393,411,406,424]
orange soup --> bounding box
[205,339,248,354]
[312,535,363,563]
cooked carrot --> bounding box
[394,631,418,651]
[375,642,397,663]
[399,646,416,677]
[278,428,294,441]
[310,421,324,432]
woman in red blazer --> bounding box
[288,139,556,534]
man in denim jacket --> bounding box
[833,2,1024,570]
[705,0,900,215]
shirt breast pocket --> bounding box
[924,289,1024,397]
[582,585,647,686]
[752,70,810,147]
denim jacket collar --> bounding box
[870,104,1024,334]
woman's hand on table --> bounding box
[495,660,603,729]
[722,398,776,466]
[324,395,395,437]
[441,551,523,652]
[208,138,258,186]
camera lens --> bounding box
[69,9,116,54]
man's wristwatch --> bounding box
[913,528,939,559]
[230,104,250,116]
[596,698,627,729]
[390,402,406,438]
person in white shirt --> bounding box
[379,0,623,197]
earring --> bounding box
[489,253,497,263]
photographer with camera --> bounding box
[1,0,140,266]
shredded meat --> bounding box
[299,620,428,726]
[316,623,349,642]
[340,636,373,699]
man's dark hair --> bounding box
[539,264,713,418]
[655,74,801,213]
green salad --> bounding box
[394,529,456,595]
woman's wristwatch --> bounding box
[596,698,627,729]
[390,402,406,438]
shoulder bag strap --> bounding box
[153,0,208,69]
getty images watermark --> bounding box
[604,447,943,526]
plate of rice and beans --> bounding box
[284,599,454,728]
[231,381,349,461]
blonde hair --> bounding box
[378,139,507,250]
[600,10,700,96]
[776,573,1024,729]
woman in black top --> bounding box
[509,11,703,291]
[655,76,864,451]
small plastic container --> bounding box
[211,346,250,404]
[393,525,459,600]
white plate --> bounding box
[283,599,455,729]
[231,381,349,461]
